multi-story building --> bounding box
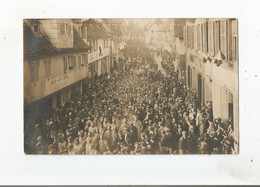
[173,19,189,81]
[144,18,174,51]
[24,19,91,125]
[183,18,239,152]
[84,19,111,77]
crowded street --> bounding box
[24,39,236,154]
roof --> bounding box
[73,28,90,50]
[24,24,58,59]
[24,23,90,60]
[85,19,110,39]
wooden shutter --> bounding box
[61,23,65,35]
[208,22,214,56]
[191,26,195,49]
[73,56,76,69]
[205,22,208,53]
[35,62,39,81]
[67,23,71,35]
[183,26,187,46]
[220,19,227,59]
[197,24,201,51]
[194,25,197,50]
[63,57,67,73]
[215,20,220,55]
[201,24,204,52]
[31,61,39,82]
[78,55,81,67]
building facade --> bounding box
[183,18,239,152]
[144,18,175,51]
[24,19,113,125]
[85,19,112,77]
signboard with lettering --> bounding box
[50,74,70,85]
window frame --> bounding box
[61,22,72,36]
[30,61,40,83]
[63,56,68,73]
[44,59,51,78]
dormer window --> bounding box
[61,23,72,36]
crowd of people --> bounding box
[24,41,236,155]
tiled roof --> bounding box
[73,28,90,50]
[24,24,58,59]
[24,24,90,60]
[85,19,110,39]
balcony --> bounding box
[88,47,109,63]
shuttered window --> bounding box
[61,22,71,35]
[44,59,51,78]
[204,22,209,53]
[187,26,191,48]
[30,61,39,82]
[84,53,88,66]
[232,36,238,60]
[183,26,187,46]
[197,24,201,51]
[220,19,228,59]
[66,23,71,35]
[67,56,73,70]
[232,19,238,60]
[201,24,204,52]
[63,56,68,73]
[208,22,214,56]
[61,23,66,35]
[214,20,220,55]
[73,56,77,69]
[191,26,194,49]
[194,25,197,50]
[78,55,82,67]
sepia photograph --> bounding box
[24,18,239,155]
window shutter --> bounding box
[78,55,81,67]
[67,23,71,35]
[205,22,208,53]
[191,26,194,49]
[183,26,187,46]
[85,53,88,65]
[31,62,35,81]
[220,19,227,59]
[209,22,214,56]
[63,57,67,73]
[61,23,65,35]
[73,56,76,69]
[201,24,204,52]
[197,24,201,51]
[214,20,220,55]
[36,62,39,81]
[194,25,197,50]
[81,54,85,66]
